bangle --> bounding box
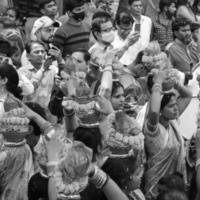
[47,161,59,166]
[89,166,108,189]
[104,65,113,70]
[63,109,75,117]
[102,175,109,188]
[152,83,162,93]
[103,68,113,73]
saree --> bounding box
[0,142,33,200]
[0,94,34,200]
[144,120,187,200]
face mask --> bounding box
[72,11,85,21]
[101,30,115,44]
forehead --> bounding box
[179,24,191,31]
[31,43,45,52]
[6,9,16,16]
[44,1,56,7]
[42,25,54,32]
[72,51,84,60]
[100,21,113,30]
[113,86,124,96]
[169,2,176,7]
[119,24,132,31]
[131,0,142,6]
[72,5,85,13]
[166,95,177,106]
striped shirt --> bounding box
[152,15,174,50]
[53,18,90,57]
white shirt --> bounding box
[112,30,127,49]
[18,58,58,109]
[89,42,113,67]
[120,15,152,65]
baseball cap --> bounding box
[31,16,59,41]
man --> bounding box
[152,0,176,50]
[89,11,115,66]
[39,0,59,21]
[167,18,200,73]
[25,0,61,42]
[18,41,58,110]
[31,16,60,50]
[119,0,152,66]
[112,9,140,58]
[53,0,90,58]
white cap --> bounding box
[31,16,59,41]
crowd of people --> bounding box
[1,0,200,199]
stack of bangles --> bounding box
[152,82,162,93]
[89,166,109,189]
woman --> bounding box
[45,128,130,200]
[74,126,131,200]
[1,7,25,68]
[144,69,192,200]
[176,0,198,23]
[98,80,145,198]
[0,62,32,200]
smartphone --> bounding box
[135,23,141,32]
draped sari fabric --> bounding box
[0,94,34,200]
[144,120,187,200]
[0,143,33,200]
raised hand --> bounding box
[127,32,140,47]
[95,95,114,115]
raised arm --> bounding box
[147,71,164,132]
[177,6,197,23]
[196,128,200,200]
[175,82,192,116]
[89,166,129,200]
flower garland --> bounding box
[104,111,144,154]
[54,169,88,197]
[62,99,97,114]
[53,142,92,198]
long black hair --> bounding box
[0,63,22,99]
[73,127,102,157]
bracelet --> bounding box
[89,166,108,189]
[152,83,162,93]
[47,161,59,166]
[153,82,162,88]
[147,120,158,129]
[103,68,113,73]
[63,109,75,117]
[104,64,113,69]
